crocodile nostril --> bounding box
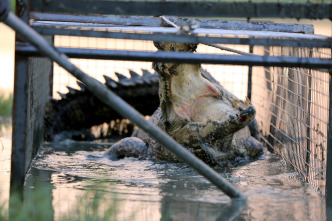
[240,114,248,122]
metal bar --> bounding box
[159,16,254,57]
[9,0,29,195]
[31,23,326,40]
[30,12,315,34]
[327,70,332,207]
[11,54,28,194]
[49,35,54,97]
[3,11,245,199]
[159,15,254,56]
[205,43,254,56]
[305,50,313,180]
[15,45,332,69]
[247,44,254,100]
[31,26,332,49]
[11,43,53,194]
[30,1,332,20]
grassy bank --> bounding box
[0,92,12,117]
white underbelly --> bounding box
[190,98,239,123]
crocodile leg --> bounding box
[104,137,154,159]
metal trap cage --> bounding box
[9,0,332,206]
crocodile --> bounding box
[44,69,160,141]
[105,42,263,166]
[45,65,224,141]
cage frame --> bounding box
[10,0,332,211]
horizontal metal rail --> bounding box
[31,22,326,40]
[16,44,332,69]
[3,11,245,199]
[30,12,315,34]
[32,26,332,48]
[30,1,332,20]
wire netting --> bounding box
[251,46,330,194]
[53,36,249,100]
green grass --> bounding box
[10,0,16,13]
[0,183,120,221]
[0,92,13,117]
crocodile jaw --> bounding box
[169,63,240,123]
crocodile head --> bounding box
[152,42,262,165]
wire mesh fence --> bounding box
[53,36,249,100]
[53,37,155,99]
[252,45,330,194]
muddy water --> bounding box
[23,139,325,221]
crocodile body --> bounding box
[106,42,263,166]
[44,70,159,141]
[45,67,222,141]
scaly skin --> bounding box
[44,70,159,141]
[106,42,263,166]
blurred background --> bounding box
[0,23,14,97]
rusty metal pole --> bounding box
[2,11,245,199]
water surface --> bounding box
[26,140,325,221]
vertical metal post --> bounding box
[326,71,332,209]
[247,44,253,100]
[305,49,313,181]
[10,0,30,194]
[10,0,52,195]
[11,54,29,194]
[49,35,54,97]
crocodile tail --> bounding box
[45,69,159,140]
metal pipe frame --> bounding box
[32,26,332,48]
[31,22,325,40]
[327,71,332,209]
[15,44,332,69]
[10,0,30,195]
[4,11,245,199]
[30,1,332,20]
[30,12,315,34]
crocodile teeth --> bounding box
[76,81,86,92]
[129,70,140,78]
[142,69,152,77]
[67,86,78,94]
[103,75,118,88]
[129,70,144,85]
[58,92,67,99]
[115,72,128,80]
[141,69,155,84]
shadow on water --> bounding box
[21,139,326,220]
